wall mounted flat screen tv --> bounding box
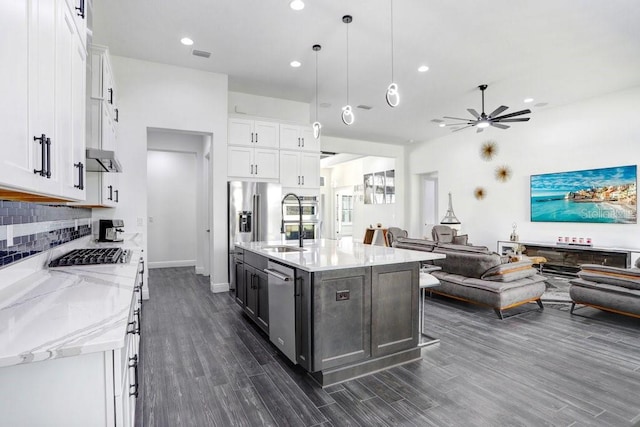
[530,165,637,224]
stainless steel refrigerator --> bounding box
[228,181,282,289]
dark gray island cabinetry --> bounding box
[233,239,444,386]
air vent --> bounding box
[357,105,372,110]
[192,49,211,58]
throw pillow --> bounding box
[578,264,640,290]
[452,234,469,245]
[480,261,537,282]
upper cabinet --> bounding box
[0,0,86,201]
[73,45,121,208]
[228,118,280,180]
[228,118,279,148]
[279,124,319,152]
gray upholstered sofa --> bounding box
[569,260,640,318]
[393,237,547,319]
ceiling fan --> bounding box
[444,84,531,132]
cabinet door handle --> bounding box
[250,164,254,175]
[114,189,119,203]
[301,137,304,147]
[254,164,257,175]
[33,134,47,177]
[301,175,304,185]
[107,185,113,201]
[114,108,119,123]
[255,133,258,143]
[251,132,254,143]
[45,137,51,178]
[74,162,84,189]
[75,0,85,18]
[127,321,136,335]
[297,137,301,147]
[129,355,139,398]
[297,176,300,185]
[134,308,141,334]
[108,88,113,104]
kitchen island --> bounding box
[233,238,445,386]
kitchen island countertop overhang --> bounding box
[234,238,445,271]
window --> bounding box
[341,195,353,223]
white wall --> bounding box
[147,149,197,267]
[228,91,310,123]
[321,136,406,237]
[103,57,228,290]
[407,86,640,250]
[322,155,398,242]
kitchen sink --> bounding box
[262,245,306,253]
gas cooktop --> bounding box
[49,248,132,267]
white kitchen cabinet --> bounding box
[0,259,143,427]
[228,118,279,148]
[73,46,121,207]
[0,0,86,201]
[228,146,279,180]
[91,44,118,121]
[280,151,320,189]
[58,2,87,200]
[279,124,319,152]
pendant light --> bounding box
[385,0,399,107]
[312,44,322,139]
[341,15,354,126]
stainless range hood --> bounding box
[85,148,123,172]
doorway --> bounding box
[421,173,438,238]
[335,186,354,240]
[146,129,211,275]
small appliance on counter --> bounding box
[98,219,125,242]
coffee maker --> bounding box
[98,219,125,242]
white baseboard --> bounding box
[211,281,230,293]
[148,260,195,269]
[195,266,206,275]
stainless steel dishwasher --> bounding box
[264,261,296,364]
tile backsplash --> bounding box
[0,200,92,267]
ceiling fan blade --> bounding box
[444,116,475,121]
[446,122,473,126]
[494,117,530,123]
[493,109,531,120]
[452,124,475,132]
[467,109,480,119]
[490,122,510,129]
[488,105,508,117]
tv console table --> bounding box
[497,241,640,277]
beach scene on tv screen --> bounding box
[530,165,637,223]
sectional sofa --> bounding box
[569,259,640,318]
[393,237,547,319]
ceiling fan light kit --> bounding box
[444,84,531,132]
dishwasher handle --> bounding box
[264,268,292,282]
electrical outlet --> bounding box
[336,290,350,301]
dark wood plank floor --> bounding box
[136,267,640,426]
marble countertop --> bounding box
[0,236,143,369]
[236,239,445,272]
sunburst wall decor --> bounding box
[474,187,486,200]
[480,140,498,161]
[495,165,512,182]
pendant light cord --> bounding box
[346,21,350,105]
[390,0,394,83]
[315,49,319,122]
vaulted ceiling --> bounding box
[94,0,640,145]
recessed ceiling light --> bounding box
[180,37,194,46]
[524,97,534,103]
[290,60,301,68]
[418,65,429,72]
[289,0,304,11]
[439,123,446,128]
